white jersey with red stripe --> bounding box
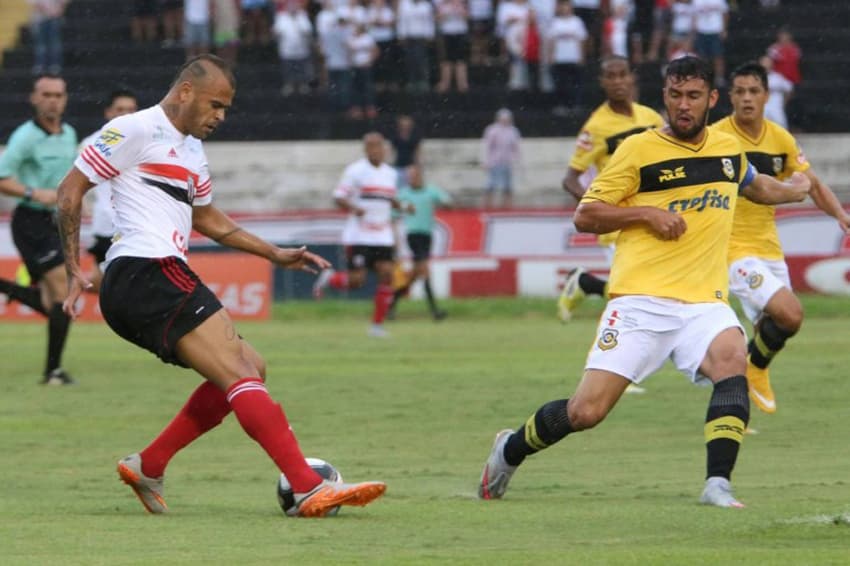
[74,105,212,265]
[80,130,116,238]
[333,158,398,246]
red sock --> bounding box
[328,271,349,290]
[226,378,322,493]
[373,284,394,324]
[140,380,231,478]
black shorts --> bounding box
[99,256,223,366]
[11,205,64,283]
[87,235,113,265]
[346,245,395,271]
[441,34,469,63]
[407,233,432,261]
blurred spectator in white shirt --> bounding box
[548,0,587,112]
[480,108,522,208]
[28,0,68,74]
[692,0,728,86]
[759,55,793,129]
[184,0,211,59]
[397,0,436,93]
[468,0,495,65]
[318,1,354,112]
[273,1,314,96]
[435,0,470,93]
[348,23,380,118]
[367,0,400,91]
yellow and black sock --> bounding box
[748,316,796,369]
[503,399,573,466]
[704,376,749,479]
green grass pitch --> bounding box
[2,296,848,565]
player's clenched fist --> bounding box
[644,208,687,241]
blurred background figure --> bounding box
[273,0,314,96]
[548,0,587,114]
[132,0,159,43]
[480,108,521,208]
[347,22,379,119]
[212,0,241,65]
[767,27,801,87]
[468,0,495,65]
[390,164,452,321]
[184,0,212,59]
[646,0,671,62]
[692,0,728,86]
[318,1,354,114]
[571,0,600,58]
[435,0,471,94]
[498,0,531,90]
[759,55,792,129]
[389,115,422,187]
[366,0,399,92]
[160,0,184,48]
[241,0,271,45]
[398,0,436,94]
[666,0,694,63]
[28,0,68,75]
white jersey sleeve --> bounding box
[186,137,213,207]
[75,114,146,184]
[333,162,360,200]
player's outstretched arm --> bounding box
[574,201,687,241]
[742,171,810,205]
[561,167,587,201]
[192,204,331,273]
[804,170,850,232]
[56,167,96,317]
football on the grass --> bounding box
[277,457,343,516]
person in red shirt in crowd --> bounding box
[767,27,801,85]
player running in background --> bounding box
[0,74,78,385]
[558,56,665,323]
[56,55,386,517]
[312,132,411,338]
[389,164,452,321]
[478,56,811,508]
[711,61,850,414]
[78,89,138,292]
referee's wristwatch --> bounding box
[23,186,34,202]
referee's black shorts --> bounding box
[99,256,223,366]
[11,205,65,283]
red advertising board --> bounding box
[0,253,271,321]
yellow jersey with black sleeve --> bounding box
[569,102,665,247]
[580,128,749,304]
[710,116,811,263]
[569,102,666,174]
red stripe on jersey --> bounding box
[84,146,120,176]
[139,163,200,186]
[81,151,112,180]
[361,185,395,196]
[157,257,195,292]
[196,179,212,197]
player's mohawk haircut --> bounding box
[172,54,236,89]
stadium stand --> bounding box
[0,0,849,141]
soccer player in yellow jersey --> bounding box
[712,62,850,414]
[479,56,810,508]
[558,56,665,324]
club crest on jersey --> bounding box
[597,329,619,351]
[747,272,764,289]
[721,158,735,180]
[772,156,784,175]
[576,130,593,151]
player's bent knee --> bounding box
[566,401,608,431]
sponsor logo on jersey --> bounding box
[168,148,178,158]
[772,156,783,175]
[597,328,619,351]
[658,166,686,182]
[667,189,731,213]
[576,130,593,151]
[94,128,125,156]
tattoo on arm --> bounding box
[57,195,81,277]
[214,227,243,243]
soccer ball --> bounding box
[277,457,343,517]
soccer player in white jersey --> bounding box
[56,55,386,517]
[312,131,411,337]
[78,89,138,292]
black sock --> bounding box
[0,277,48,315]
[704,376,749,480]
[748,316,796,369]
[46,303,72,374]
[390,288,406,311]
[424,279,440,314]
[578,272,607,296]
[503,399,573,466]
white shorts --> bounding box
[585,296,744,385]
[728,257,791,324]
